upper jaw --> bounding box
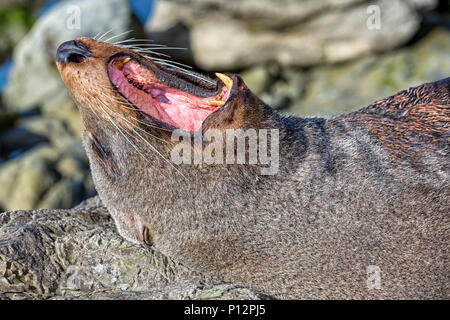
[107,53,226,98]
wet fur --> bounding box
[58,38,449,299]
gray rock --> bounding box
[0,145,59,211]
[0,127,49,157]
[40,91,83,140]
[241,65,271,96]
[56,154,88,182]
[37,179,83,209]
[19,116,76,149]
[147,0,436,70]
[287,27,450,116]
[3,0,133,111]
[0,110,80,156]
[0,142,95,211]
[0,197,268,299]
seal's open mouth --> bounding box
[107,55,232,131]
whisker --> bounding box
[96,28,114,41]
[93,30,103,40]
[112,38,156,45]
[102,101,171,145]
[117,43,168,48]
[117,45,188,60]
[82,96,112,170]
[152,57,193,69]
[92,85,175,133]
[94,90,172,132]
[97,101,159,173]
[122,46,172,58]
[152,61,214,84]
[107,36,213,84]
[104,30,134,43]
[91,93,156,152]
[124,45,188,51]
[93,96,187,179]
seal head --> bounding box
[56,37,280,246]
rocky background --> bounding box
[0,0,449,299]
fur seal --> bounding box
[56,37,449,299]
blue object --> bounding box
[129,0,154,24]
[0,60,13,93]
[8,149,25,160]
[37,0,60,17]
[38,0,154,24]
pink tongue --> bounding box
[108,60,230,131]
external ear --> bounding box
[202,74,274,132]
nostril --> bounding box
[56,40,92,64]
[67,53,86,64]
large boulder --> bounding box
[0,197,268,299]
[147,0,437,70]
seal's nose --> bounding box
[56,40,92,64]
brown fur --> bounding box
[343,79,450,168]
[57,38,450,299]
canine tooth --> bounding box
[215,73,233,90]
[114,57,131,70]
[209,100,225,106]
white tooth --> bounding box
[215,73,233,90]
